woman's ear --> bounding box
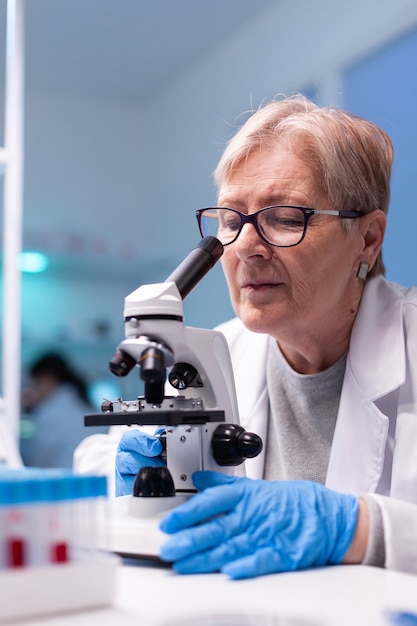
[361,209,386,270]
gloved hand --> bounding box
[115,429,165,496]
[159,471,359,579]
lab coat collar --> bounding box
[326,277,406,494]
[348,276,405,400]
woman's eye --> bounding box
[222,218,241,231]
[277,217,304,228]
[265,210,304,229]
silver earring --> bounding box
[357,262,370,280]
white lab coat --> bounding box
[218,275,417,575]
[74,275,417,575]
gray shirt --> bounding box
[264,337,385,567]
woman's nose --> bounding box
[234,223,272,259]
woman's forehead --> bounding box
[218,146,322,204]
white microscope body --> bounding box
[86,237,262,559]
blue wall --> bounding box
[342,27,417,287]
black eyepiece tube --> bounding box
[165,236,223,300]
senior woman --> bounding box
[74,95,417,579]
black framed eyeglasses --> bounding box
[196,206,363,248]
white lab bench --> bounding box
[9,561,417,626]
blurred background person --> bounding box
[20,351,108,468]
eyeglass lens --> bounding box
[199,207,307,247]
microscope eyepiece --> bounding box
[165,236,223,300]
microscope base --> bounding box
[105,493,191,559]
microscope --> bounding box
[86,236,262,559]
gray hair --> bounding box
[214,95,394,277]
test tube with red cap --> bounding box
[0,469,108,570]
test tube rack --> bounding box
[0,469,119,623]
[0,556,119,623]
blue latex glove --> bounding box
[387,612,417,626]
[159,471,359,579]
[115,429,165,496]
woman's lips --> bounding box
[241,280,283,293]
[241,279,281,288]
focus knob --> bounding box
[211,423,263,466]
[133,466,175,497]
